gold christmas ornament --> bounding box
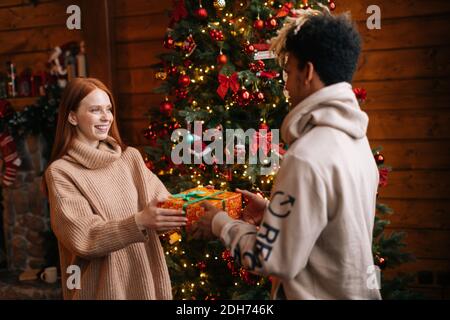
[155,72,167,80]
[214,0,226,11]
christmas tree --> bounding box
[145,0,417,299]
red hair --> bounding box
[42,77,126,195]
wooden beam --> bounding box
[81,0,115,93]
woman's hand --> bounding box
[236,188,268,226]
[136,197,187,233]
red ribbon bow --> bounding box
[217,73,239,99]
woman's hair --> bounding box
[270,6,361,85]
[42,77,126,195]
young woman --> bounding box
[43,77,187,299]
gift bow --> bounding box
[172,190,226,212]
[217,72,239,99]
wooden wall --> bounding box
[1,0,449,299]
[112,0,172,148]
[336,0,450,299]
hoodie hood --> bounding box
[281,82,369,145]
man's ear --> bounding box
[305,62,315,83]
[68,111,78,126]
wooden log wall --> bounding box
[1,0,449,299]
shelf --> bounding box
[2,97,39,112]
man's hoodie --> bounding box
[212,82,382,299]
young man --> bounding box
[191,8,381,300]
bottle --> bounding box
[6,61,17,98]
[76,41,87,77]
[0,73,7,98]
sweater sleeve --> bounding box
[46,168,148,260]
[130,148,171,205]
[212,155,327,280]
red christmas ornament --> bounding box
[178,74,191,87]
[252,90,265,104]
[194,7,208,20]
[160,100,174,117]
[375,255,387,270]
[244,43,256,55]
[234,88,251,106]
[266,17,278,29]
[253,18,265,30]
[329,1,336,11]
[249,60,265,72]
[256,59,265,70]
[374,152,385,165]
[217,53,228,65]
[259,123,269,130]
[163,35,175,49]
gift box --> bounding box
[159,186,242,228]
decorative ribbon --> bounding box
[172,190,226,212]
[217,72,239,99]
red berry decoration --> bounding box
[266,17,278,29]
[195,7,208,20]
[353,87,367,102]
[217,53,228,65]
[253,90,265,104]
[160,100,174,117]
[209,29,224,41]
[178,74,191,87]
[374,152,385,165]
[253,18,264,30]
[143,126,157,141]
[163,35,175,49]
[175,88,188,99]
[197,261,206,271]
[167,65,178,75]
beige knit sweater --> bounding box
[45,136,172,300]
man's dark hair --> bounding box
[285,13,361,85]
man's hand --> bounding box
[191,201,222,240]
[236,188,268,225]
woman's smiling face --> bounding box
[68,88,113,148]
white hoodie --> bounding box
[212,82,382,300]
